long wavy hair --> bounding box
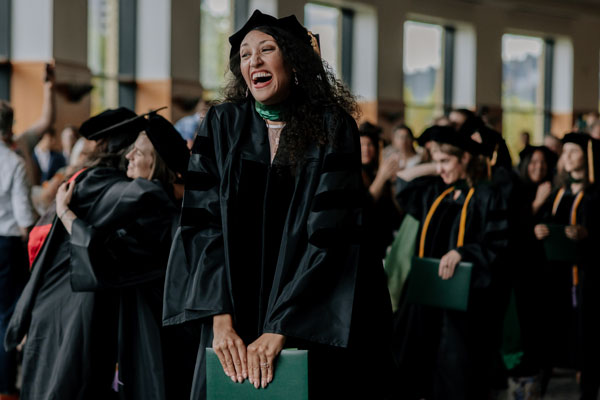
[223,25,359,166]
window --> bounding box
[502,34,545,159]
[305,4,341,77]
[200,0,232,96]
[88,0,119,114]
[403,21,444,135]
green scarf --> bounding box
[255,101,284,121]
[568,174,585,184]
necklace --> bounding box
[265,122,285,129]
[265,120,285,163]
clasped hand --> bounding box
[439,250,462,280]
[212,314,285,389]
[534,224,588,241]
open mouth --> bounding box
[251,71,273,88]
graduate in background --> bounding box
[359,122,402,260]
[393,126,508,400]
[5,108,190,400]
[534,133,600,399]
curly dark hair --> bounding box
[223,25,359,166]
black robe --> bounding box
[537,184,600,398]
[392,176,508,400]
[163,100,394,400]
[5,167,179,400]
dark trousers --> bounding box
[0,236,28,394]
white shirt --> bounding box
[0,141,37,236]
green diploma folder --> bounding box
[543,224,581,263]
[206,348,309,400]
[406,257,473,312]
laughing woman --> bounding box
[392,126,508,400]
[163,10,393,400]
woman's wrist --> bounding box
[213,313,234,329]
[58,207,70,219]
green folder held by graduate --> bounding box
[407,257,473,311]
[543,223,581,263]
[206,348,308,400]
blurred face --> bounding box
[61,127,77,153]
[392,128,413,152]
[448,111,467,130]
[77,139,96,165]
[561,142,585,174]
[527,150,548,184]
[432,148,469,185]
[240,30,292,106]
[125,133,155,180]
[360,136,376,165]
[591,124,600,140]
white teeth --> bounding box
[252,71,272,80]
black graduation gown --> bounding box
[502,179,548,376]
[362,166,402,260]
[392,176,508,400]
[537,185,598,377]
[163,100,394,400]
[5,167,179,400]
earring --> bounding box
[245,87,249,97]
[294,72,299,86]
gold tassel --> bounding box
[588,139,595,184]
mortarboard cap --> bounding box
[80,107,148,153]
[145,114,190,177]
[426,125,483,155]
[229,10,312,60]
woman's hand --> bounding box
[212,314,247,383]
[379,154,400,181]
[439,250,462,280]
[56,181,74,215]
[565,225,588,241]
[369,155,400,201]
[247,333,286,389]
[56,181,76,234]
[534,224,550,240]
[532,181,552,214]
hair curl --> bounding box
[223,26,359,166]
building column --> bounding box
[473,10,503,131]
[571,15,600,126]
[11,0,90,134]
[136,0,202,122]
[371,0,405,134]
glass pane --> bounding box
[403,21,444,133]
[305,3,340,75]
[88,0,119,113]
[502,34,544,159]
[404,105,444,138]
[200,0,232,93]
